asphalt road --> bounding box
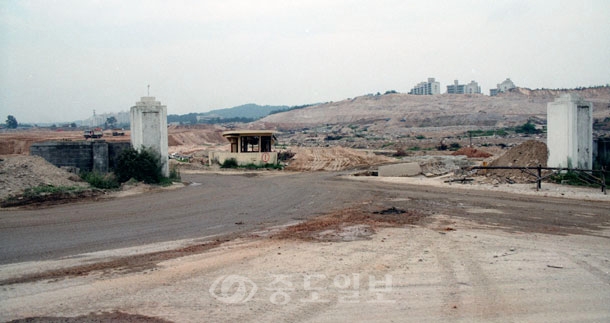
[1,172,609,265]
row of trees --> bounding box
[3,115,123,130]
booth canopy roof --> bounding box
[222,130,276,137]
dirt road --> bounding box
[1,171,609,322]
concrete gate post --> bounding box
[130,97,169,177]
[547,93,593,169]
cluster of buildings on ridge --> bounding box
[408,77,516,96]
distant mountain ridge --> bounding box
[168,103,290,124]
[200,103,290,119]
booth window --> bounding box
[261,136,272,152]
[240,136,260,152]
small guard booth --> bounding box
[209,130,278,166]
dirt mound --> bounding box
[285,147,392,171]
[485,140,548,183]
[451,147,493,158]
[0,155,88,201]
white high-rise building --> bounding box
[447,80,481,94]
[409,77,440,95]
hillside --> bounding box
[200,103,289,119]
[258,87,610,129]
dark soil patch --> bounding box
[1,189,104,209]
[373,207,406,215]
[272,206,425,242]
[7,311,173,323]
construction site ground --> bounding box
[1,170,609,322]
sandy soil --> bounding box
[285,147,393,171]
[0,172,609,322]
[348,174,610,202]
[1,211,608,322]
[1,126,609,321]
[0,129,130,155]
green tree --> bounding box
[5,115,18,128]
[106,116,117,129]
[515,121,540,134]
[114,147,163,184]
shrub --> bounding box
[515,121,541,134]
[449,143,461,151]
[115,147,163,184]
[221,158,238,168]
[81,172,120,189]
[550,171,592,187]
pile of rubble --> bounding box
[379,155,474,177]
[0,155,87,201]
[484,140,549,183]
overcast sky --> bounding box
[1,0,609,123]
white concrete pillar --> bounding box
[547,93,593,169]
[130,97,169,177]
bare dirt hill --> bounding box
[167,124,226,154]
[258,87,610,129]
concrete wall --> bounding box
[209,152,278,166]
[547,93,593,169]
[378,163,422,177]
[30,141,131,173]
[130,97,169,177]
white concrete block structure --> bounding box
[130,96,169,176]
[547,93,593,169]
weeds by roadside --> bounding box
[550,170,609,187]
[80,172,120,189]
[221,158,283,170]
